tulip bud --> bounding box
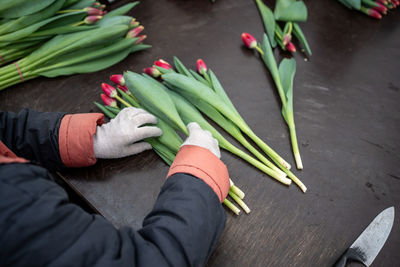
[118,85,131,95]
[285,42,296,53]
[196,59,207,74]
[130,18,139,28]
[86,7,103,15]
[93,2,102,8]
[144,67,161,78]
[135,35,147,44]
[101,94,118,107]
[130,21,140,28]
[373,3,387,14]
[368,8,383,18]
[126,26,144,38]
[84,15,102,24]
[102,83,118,98]
[282,34,292,46]
[154,59,172,70]
[110,74,125,86]
[241,33,257,49]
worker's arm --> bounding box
[0,123,229,267]
[0,108,161,170]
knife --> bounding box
[334,206,395,267]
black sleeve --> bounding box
[0,109,65,170]
[0,163,226,267]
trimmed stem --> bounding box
[289,124,303,170]
[223,199,240,215]
[229,190,250,214]
[230,182,245,199]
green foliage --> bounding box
[274,0,308,22]
[254,0,277,47]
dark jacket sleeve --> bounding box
[0,163,226,267]
[0,109,65,170]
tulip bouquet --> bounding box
[95,73,251,215]
[0,0,113,65]
[336,0,398,18]
[94,58,307,214]
[254,0,311,55]
[0,1,149,91]
[242,33,303,171]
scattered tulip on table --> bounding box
[242,32,303,172]
[0,1,150,91]
[337,0,398,18]
[254,0,311,55]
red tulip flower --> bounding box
[241,33,257,49]
[283,34,292,46]
[154,59,172,70]
[118,85,131,95]
[144,67,161,78]
[126,26,144,38]
[196,59,207,74]
[101,94,118,107]
[110,74,125,86]
[285,42,296,53]
[102,83,118,98]
[84,15,102,24]
[135,35,147,44]
[86,7,103,15]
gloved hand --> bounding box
[93,107,162,159]
[181,122,221,158]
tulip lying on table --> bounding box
[242,32,304,173]
[0,1,149,91]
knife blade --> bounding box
[334,206,395,267]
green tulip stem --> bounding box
[229,190,250,214]
[223,199,240,215]
[255,45,264,55]
[230,183,245,199]
[72,21,85,27]
[57,9,82,14]
[115,95,132,108]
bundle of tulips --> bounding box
[337,0,398,18]
[94,58,307,214]
[254,0,311,55]
[0,1,149,91]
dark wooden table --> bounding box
[1,0,399,266]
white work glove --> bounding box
[181,122,221,158]
[93,107,162,159]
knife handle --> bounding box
[333,248,366,267]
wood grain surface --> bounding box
[1,0,399,266]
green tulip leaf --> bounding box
[278,58,296,122]
[293,23,312,55]
[124,71,188,135]
[0,0,57,19]
[342,0,361,9]
[254,0,277,47]
[274,0,308,22]
[103,2,140,18]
